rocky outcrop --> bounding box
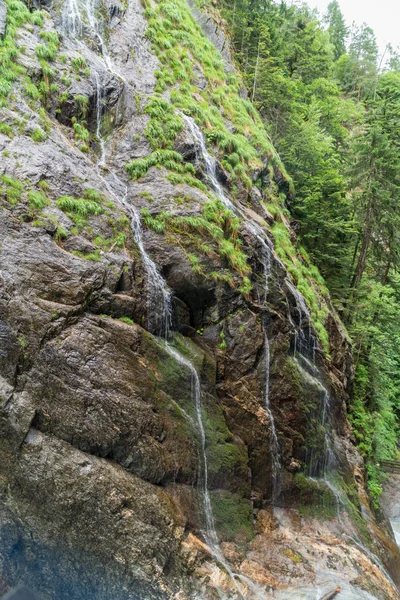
[0,0,6,38]
[0,0,399,598]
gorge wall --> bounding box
[0,0,399,598]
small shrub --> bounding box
[30,127,47,143]
[71,56,87,71]
[119,316,134,325]
[35,44,57,62]
[57,195,103,217]
[28,189,48,209]
[0,122,12,136]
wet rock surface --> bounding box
[0,0,399,598]
[0,0,6,38]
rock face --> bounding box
[0,0,6,38]
[0,0,399,599]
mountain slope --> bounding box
[0,0,399,598]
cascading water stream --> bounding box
[61,0,172,338]
[181,114,235,211]
[94,70,106,166]
[62,0,113,70]
[183,114,281,501]
[165,346,219,551]
[257,235,281,500]
[286,282,398,592]
[62,0,82,37]
[59,9,252,594]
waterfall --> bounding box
[94,70,106,166]
[62,0,112,69]
[181,114,235,211]
[285,279,336,479]
[62,0,82,36]
[164,347,260,600]
[61,0,172,338]
[257,233,281,500]
[285,279,316,360]
[286,284,399,592]
[183,114,282,500]
[59,12,248,591]
[165,346,219,550]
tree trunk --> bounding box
[350,198,374,291]
[348,234,361,285]
[346,197,374,324]
[251,37,261,101]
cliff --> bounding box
[0,0,399,598]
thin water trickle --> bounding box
[62,0,82,36]
[287,286,399,593]
[94,70,106,166]
[101,172,172,339]
[181,114,235,211]
[63,14,246,587]
[165,345,218,549]
[166,343,256,600]
[62,0,173,338]
[183,114,282,502]
[257,236,281,500]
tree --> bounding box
[324,1,348,60]
[335,23,378,99]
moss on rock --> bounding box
[209,490,253,542]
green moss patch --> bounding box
[294,473,336,519]
[209,490,253,542]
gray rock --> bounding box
[0,0,399,596]
[0,0,6,39]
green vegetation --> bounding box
[210,490,253,542]
[127,149,195,180]
[71,117,90,152]
[0,123,13,136]
[29,127,47,143]
[71,56,87,71]
[204,402,248,483]
[140,0,288,188]
[0,175,51,218]
[72,249,102,261]
[0,0,44,107]
[27,189,48,209]
[217,0,400,500]
[57,195,103,216]
[218,330,226,351]
[57,189,105,228]
[140,199,251,293]
[119,316,134,325]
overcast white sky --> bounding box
[301,0,399,53]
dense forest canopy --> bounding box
[211,0,400,502]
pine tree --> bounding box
[324,0,348,60]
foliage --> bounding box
[141,199,251,293]
[57,193,104,228]
[119,316,134,325]
[217,0,400,506]
[30,127,47,143]
[0,0,43,106]
[0,174,23,205]
[133,0,291,196]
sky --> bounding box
[301,0,399,54]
